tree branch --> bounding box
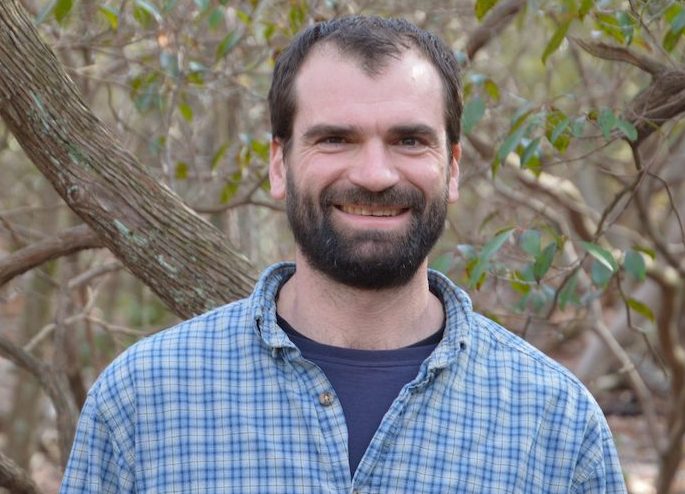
[466,0,526,61]
[0,333,79,468]
[570,38,667,75]
[572,38,685,146]
[0,0,257,319]
[0,224,102,287]
[0,450,42,494]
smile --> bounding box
[338,205,405,217]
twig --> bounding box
[0,333,79,468]
[0,224,102,287]
[465,0,526,61]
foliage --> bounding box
[1,0,684,491]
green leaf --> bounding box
[672,10,685,32]
[98,6,119,30]
[475,0,499,21]
[208,8,224,30]
[135,0,163,23]
[533,242,557,281]
[546,110,571,153]
[627,298,655,322]
[571,116,586,137]
[288,2,307,33]
[462,96,486,135]
[591,259,614,287]
[598,108,617,140]
[616,118,637,141]
[624,249,646,282]
[559,272,579,310]
[578,0,594,20]
[236,9,252,26]
[193,0,209,10]
[467,229,514,289]
[520,229,541,256]
[510,271,532,294]
[542,20,571,64]
[520,137,541,169]
[54,0,73,23]
[159,51,179,77]
[481,228,515,260]
[178,101,193,122]
[633,245,656,260]
[211,143,229,170]
[582,241,618,272]
[175,162,188,180]
[497,124,528,163]
[220,181,239,203]
[662,28,683,53]
[162,0,178,13]
[251,139,270,161]
[216,31,241,60]
[594,12,625,44]
[483,79,500,102]
[617,11,635,44]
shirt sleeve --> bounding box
[59,387,135,494]
[571,413,627,494]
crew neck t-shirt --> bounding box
[277,314,442,475]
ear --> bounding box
[269,138,287,200]
[447,143,461,203]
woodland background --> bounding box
[0,0,684,492]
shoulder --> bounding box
[470,311,589,397]
[89,297,251,402]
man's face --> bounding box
[270,45,461,289]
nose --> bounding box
[347,139,400,192]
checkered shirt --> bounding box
[60,262,627,493]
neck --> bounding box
[276,254,444,350]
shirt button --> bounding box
[318,391,334,407]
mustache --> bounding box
[320,185,425,210]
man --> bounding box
[61,16,627,493]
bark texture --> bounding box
[0,0,257,319]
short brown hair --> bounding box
[268,16,462,153]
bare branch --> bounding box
[465,0,526,61]
[571,38,667,75]
[0,333,79,468]
[0,224,102,287]
[0,450,42,494]
[0,0,257,318]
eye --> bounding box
[319,136,347,145]
[399,137,420,147]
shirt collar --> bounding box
[248,262,473,365]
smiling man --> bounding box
[61,16,627,493]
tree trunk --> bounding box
[0,0,257,319]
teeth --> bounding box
[340,205,401,217]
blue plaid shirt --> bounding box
[61,263,626,493]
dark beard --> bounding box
[286,173,448,290]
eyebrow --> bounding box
[387,124,440,143]
[301,124,361,143]
[301,123,441,143]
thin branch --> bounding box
[0,450,42,494]
[0,333,79,468]
[465,0,526,61]
[571,38,667,75]
[0,224,102,287]
[588,300,664,454]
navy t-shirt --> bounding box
[277,314,442,475]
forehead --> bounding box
[292,44,445,133]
